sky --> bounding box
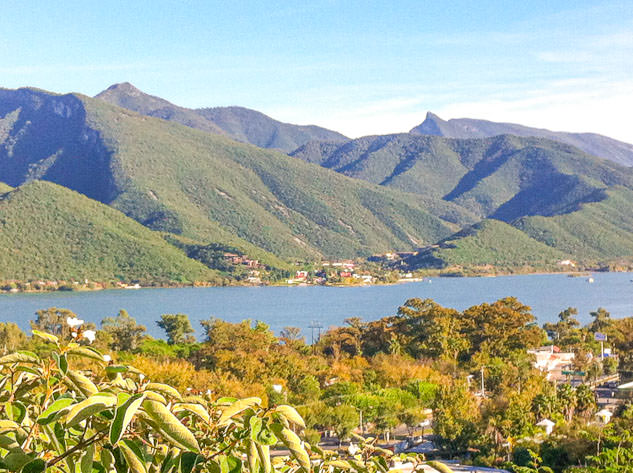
[1,1,632,141]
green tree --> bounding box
[432,383,481,457]
[575,384,596,419]
[327,404,359,445]
[0,322,26,352]
[588,307,612,333]
[101,309,147,351]
[30,307,84,339]
[557,384,577,422]
[543,307,580,342]
[157,313,195,344]
[396,298,470,363]
[463,298,544,360]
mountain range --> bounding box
[1,83,633,282]
[411,112,633,167]
[95,83,348,153]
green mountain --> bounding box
[291,133,633,221]
[405,219,570,271]
[0,180,218,282]
[411,112,633,167]
[95,83,348,153]
[292,132,633,265]
[515,186,633,262]
[0,87,467,261]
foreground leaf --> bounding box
[66,370,99,398]
[142,400,200,452]
[110,393,146,445]
[270,423,311,472]
[65,393,117,427]
[273,405,306,429]
[218,397,261,426]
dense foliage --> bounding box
[5,296,633,472]
[0,181,218,283]
[0,318,443,473]
[407,219,569,272]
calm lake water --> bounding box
[1,273,632,340]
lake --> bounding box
[1,272,632,340]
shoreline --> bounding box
[1,268,624,296]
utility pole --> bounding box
[308,320,324,345]
[480,366,485,397]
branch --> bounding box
[47,429,107,467]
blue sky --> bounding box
[1,1,632,140]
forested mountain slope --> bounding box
[0,181,218,282]
[0,87,468,260]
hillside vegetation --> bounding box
[3,85,633,274]
[515,186,633,262]
[406,219,570,271]
[0,87,466,261]
[292,133,633,220]
[0,180,218,282]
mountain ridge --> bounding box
[410,112,633,167]
[95,82,348,152]
[1,86,466,262]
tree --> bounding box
[575,384,596,419]
[543,307,580,342]
[589,307,612,333]
[463,298,544,360]
[157,313,195,344]
[101,309,146,351]
[396,298,470,363]
[610,316,633,371]
[0,322,26,352]
[280,326,303,342]
[557,383,577,422]
[327,404,359,445]
[433,383,481,457]
[399,407,428,435]
[30,307,88,339]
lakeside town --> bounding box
[0,248,610,294]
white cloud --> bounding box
[267,77,633,143]
[434,79,633,143]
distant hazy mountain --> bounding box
[1,87,463,263]
[410,112,633,167]
[95,83,347,152]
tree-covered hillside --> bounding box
[0,180,219,282]
[292,133,633,220]
[515,186,633,263]
[405,219,570,271]
[0,87,469,261]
